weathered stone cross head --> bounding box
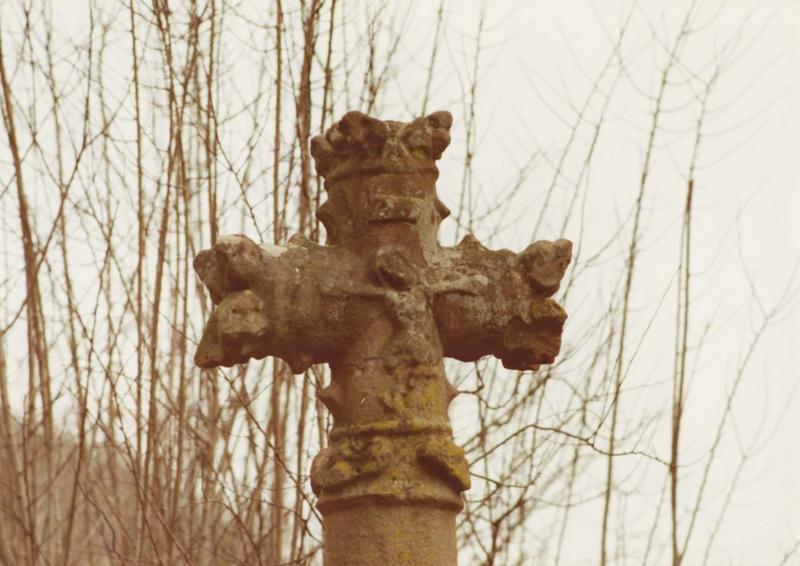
[193,110,571,565]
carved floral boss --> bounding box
[193,110,571,512]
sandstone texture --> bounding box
[194,110,571,565]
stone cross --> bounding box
[193,110,571,565]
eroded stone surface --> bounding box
[194,110,571,565]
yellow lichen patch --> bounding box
[417,436,471,492]
[331,460,355,479]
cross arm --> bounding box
[193,234,359,373]
[432,235,572,371]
